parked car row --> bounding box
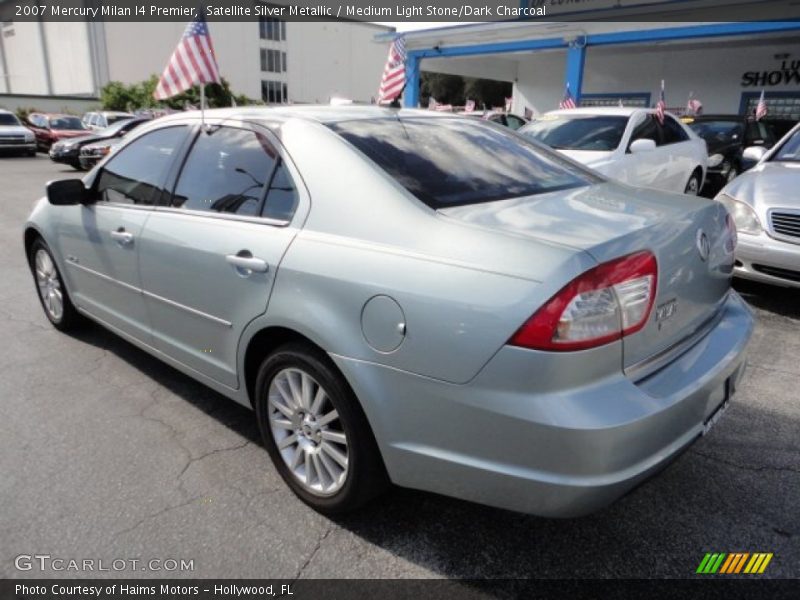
[49,116,150,170]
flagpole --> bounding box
[200,83,206,128]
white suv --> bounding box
[82,111,135,132]
[0,109,37,156]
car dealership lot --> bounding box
[1,155,797,579]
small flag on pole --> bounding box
[618,98,624,108]
[559,83,577,109]
[655,80,666,125]
[504,97,512,113]
[378,36,406,105]
[154,14,221,100]
[464,99,476,113]
[755,90,768,121]
[686,92,702,116]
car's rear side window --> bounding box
[329,117,595,209]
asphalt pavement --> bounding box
[1,155,797,580]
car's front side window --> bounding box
[630,114,660,146]
[95,126,187,206]
[662,117,689,144]
[171,126,285,218]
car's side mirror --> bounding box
[742,145,768,164]
[629,138,657,153]
[47,179,89,206]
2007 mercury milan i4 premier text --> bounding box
[23,107,753,517]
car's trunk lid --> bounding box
[439,182,733,371]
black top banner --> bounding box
[2,0,800,22]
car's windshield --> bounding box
[771,128,800,162]
[0,113,21,126]
[688,120,744,143]
[105,114,132,126]
[520,115,629,151]
[49,116,85,130]
[329,117,597,209]
[99,118,139,137]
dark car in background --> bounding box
[78,138,123,170]
[464,111,529,130]
[682,114,776,194]
[50,117,150,170]
[26,113,87,152]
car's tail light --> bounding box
[509,251,657,351]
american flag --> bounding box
[378,36,406,104]
[559,84,576,109]
[755,90,768,121]
[686,92,702,115]
[655,80,666,125]
[464,99,476,113]
[154,15,221,100]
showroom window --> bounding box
[95,126,187,206]
[580,94,650,108]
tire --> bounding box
[684,170,702,195]
[254,342,388,514]
[28,238,83,331]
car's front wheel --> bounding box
[684,170,702,195]
[28,238,82,331]
[254,343,388,513]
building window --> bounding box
[262,80,287,104]
[742,92,800,121]
[580,94,650,108]
[260,49,284,73]
[259,17,285,41]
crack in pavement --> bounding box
[111,496,201,540]
[292,522,335,581]
[690,449,800,475]
[176,440,252,481]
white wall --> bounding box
[582,38,800,113]
[286,22,391,103]
[43,22,94,95]
[1,21,49,95]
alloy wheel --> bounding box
[34,249,63,322]
[267,367,348,496]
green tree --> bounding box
[100,77,253,112]
[420,72,464,106]
[463,77,512,111]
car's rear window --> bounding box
[520,115,629,151]
[329,117,595,209]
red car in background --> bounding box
[26,113,87,151]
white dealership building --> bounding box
[393,1,800,122]
[0,13,392,105]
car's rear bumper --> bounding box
[734,231,800,288]
[334,291,753,517]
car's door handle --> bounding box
[225,253,269,273]
[110,229,134,245]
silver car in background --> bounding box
[24,107,752,517]
[717,123,800,288]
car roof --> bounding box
[684,114,746,121]
[101,111,134,116]
[543,107,647,117]
[153,105,464,126]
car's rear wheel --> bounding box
[28,238,82,331]
[684,170,702,195]
[254,343,388,513]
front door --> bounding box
[137,124,303,389]
[55,125,189,342]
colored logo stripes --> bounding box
[696,552,773,574]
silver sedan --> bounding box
[716,123,800,288]
[24,107,752,517]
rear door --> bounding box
[137,122,305,389]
